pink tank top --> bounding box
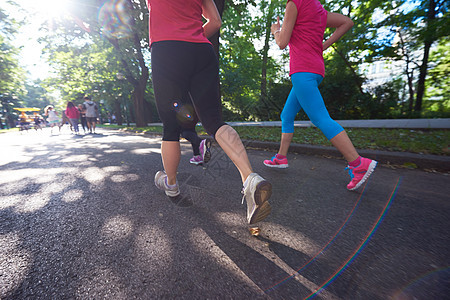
[287,0,327,77]
[147,0,211,46]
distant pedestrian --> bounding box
[78,104,88,133]
[65,101,80,134]
[18,112,30,130]
[178,94,211,165]
[148,0,272,224]
[264,0,377,190]
[182,127,211,166]
[44,105,61,134]
[33,113,43,130]
[83,96,98,134]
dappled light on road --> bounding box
[110,174,139,183]
[131,148,162,155]
[189,227,263,292]
[0,233,32,299]
[262,223,320,257]
[62,189,84,203]
[76,267,127,299]
[1,128,448,299]
[81,167,107,185]
[134,225,173,274]
[215,211,245,226]
[60,154,91,163]
[101,215,134,242]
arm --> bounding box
[202,0,221,39]
[272,1,297,50]
[322,12,354,51]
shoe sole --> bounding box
[190,160,203,165]
[348,160,377,191]
[202,139,212,164]
[263,162,289,168]
[248,180,272,224]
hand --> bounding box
[271,16,281,35]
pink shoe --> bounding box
[190,155,203,165]
[263,154,288,168]
[345,157,377,190]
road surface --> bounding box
[1,128,449,299]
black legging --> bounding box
[80,115,87,131]
[179,96,201,156]
[151,41,226,141]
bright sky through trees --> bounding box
[3,0,71,80]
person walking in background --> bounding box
[178,93,211,165]
[44,105,61,134]
[83,96,98,134]
[182,126,211,166]
[65,101,80,134]
[33,113,43,130]
[148,0,272,224]
[78,104,88,134]
[264,0,377,191]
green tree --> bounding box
[0,3,25,128]
[41,0,152,126]
[422,39,450,117]
[220,0,285,121]
[220,2,262,120]
[22,80,54,109]
[376,0,449,115]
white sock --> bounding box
[165,176,177,188]
[243,173,254,189]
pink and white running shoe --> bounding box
[345,157,377,190]
[263,154,289,168]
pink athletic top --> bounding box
[147,0,211,46]
[287,0,327,77]
[65,106,79,119]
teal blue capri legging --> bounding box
[281,72,344,140]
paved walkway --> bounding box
[227,118,450,129]
[147,119,450,129]
[1,129,449,299]
[145,119,450,172]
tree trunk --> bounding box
[107,34,150,127]
[334,47,365,95]
[260,1,275,120]
[415,0,436,113]
[407,70,415,113]
[397,30,415,113]
[104,0,151,127]
[132,87,146,127]
[113,99,123,125]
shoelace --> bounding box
[345,166,354,179]
[241,188,246,204]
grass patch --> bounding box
[100,124,450,156]
[0,128,19,134]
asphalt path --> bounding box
[1,127,449,299]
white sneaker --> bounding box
[242,173,272,224]
[199,139,211,164]
[154,171,180,197]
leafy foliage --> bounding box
[1,0,449,125]
[0,3,26,128]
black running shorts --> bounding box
[151,41,226,141]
